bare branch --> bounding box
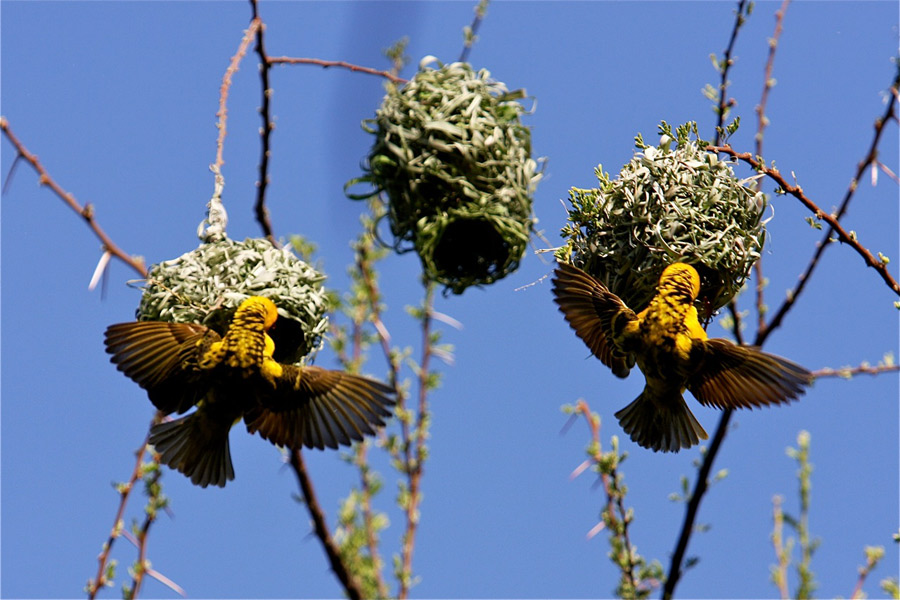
[214,19,262,171]
[397,282,435,599]
[571,400,640,595]
[708,144,900,300]
[757,65,900,342]
[459,0,489,63]
[87,429,153,599]
[771,495,790,600]
[752,0,790,333]
[249,0,277,245]
[0,117,147,279]
[268,56,408,84]
[812,363,899,379]
[666,4,751,594]
[290,449,364,600]
[712,0,750,143]
[663,409,734,600]
[755,0,790,157]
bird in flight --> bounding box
[552,261,812,452]
[105,296,395,487]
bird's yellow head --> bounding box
[236,296,279,330]
[658,263,701,302]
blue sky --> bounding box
[2,2,898,599]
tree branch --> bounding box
[267,57,408,84]
[712,0,750,143]
[0,117,147,279]
[125,461,166,600]
[771,495,791,600]
[214,18,261,172]
[812,363,899,379]
[571,400,641,595]
[459,0,489,63]
[290,449,364,600]
[752,0,790,334]
[757,64,900,341]
[666,4,751,595]
[86,430,153,599]
[662,409,734,600]
[755,0,790,156]
[708,144,900,300]
[249,0,277,245]
[397,282,435,599]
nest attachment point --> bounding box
[352,57,542,294]
[136,237,329,365]
[557,121,767,315]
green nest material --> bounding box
[137,237,329,365]
[352,57,542,294]
[557,122,767,315]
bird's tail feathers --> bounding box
[149,410,235,488]
[614,389,708,452]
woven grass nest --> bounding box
[556,122,767,316]
[136,237,329,365]
[351,57,542,294]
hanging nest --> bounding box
[136,237,329,365]
[350,56,542,294]
[556,122,767,317]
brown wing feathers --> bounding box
[245,365,395,450]
[551,262,635,378]
[688,339,812,410]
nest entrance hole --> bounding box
[431,218,511,282]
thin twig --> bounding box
[267,57,408,84]
[662,409,734,600]
[0,117,147,279]
[350,300,390,598]
[755,0,790,156]
[127,467,163,600]
[357,442,390,598]
[145,568,187,598]
[666,5,750,594]
[726,301,746,345]
[753,261,767,332]
[771,495,790,600]
[757,65,900,342]
[350,298,390,597]
[708,144,900,300]
[752,0,790,333]
[87,432,152,599]
[248,0,277,245]
[666,64,900,600]
[290,449,364,600]
[357,237,403,388]
[713,0,749,144]
[356,244,414,597]
[850,547,886,600]
[459,0,489,63]
[812,363,899,379]
[398,282,434,599]
[572,400,640,594]
[352,206,432,598]
[325,264,391,598]
[352,219,401,598]
[215,19,262,171]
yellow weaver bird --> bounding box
[552,262,812,452]
[105,296,395,487]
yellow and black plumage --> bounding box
[105,296,395,487]
[552,262,812,452]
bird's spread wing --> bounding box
[104,321,219,414]
[245,365,396,450]
[687,338,813,410]
[551,262,637,378]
